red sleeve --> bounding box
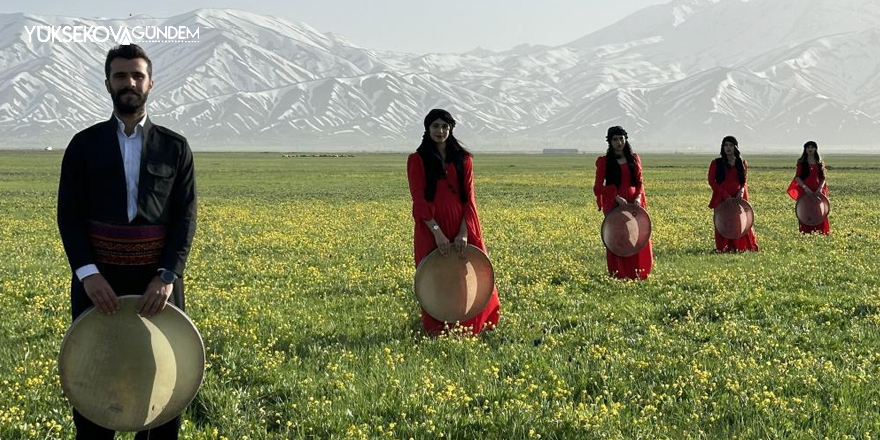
[635,155,648,209]
[463,156,478,222]
[819,163,828,195]
[741,160,750,200]
[633,154,644,188]
[407,153,434,222]
[787,162,803,200]
[708,160,729,198]
[593,156,608,210]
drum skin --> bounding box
[415,245,494,323]
[601,205,652,258]
[796,193,830,226]
[58,295,205,431]
[714,198,754,240]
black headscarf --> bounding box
[416,109,471,203]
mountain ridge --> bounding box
[1,2,878,151]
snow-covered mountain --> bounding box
[1,1,878,151]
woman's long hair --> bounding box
[715,135,745,185]
[416,109,472,203]
[798,140,825,181]
[604,126,640,189]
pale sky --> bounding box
[2,0,665,53]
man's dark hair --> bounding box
[104,44,152,80]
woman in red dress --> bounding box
[786,140,830,234]
[592,126,653,280]
[406,109,500,336]
[708,135,759,252]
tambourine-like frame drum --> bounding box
[795,193,830,226]
[714,198,754,240]
[600,205,652,258]
[59,295,205,431]
[414,245,494,323]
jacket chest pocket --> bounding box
[145,161,176,198]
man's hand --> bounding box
[137,276,173,318]
[82,274,119,314]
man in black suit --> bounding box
[57,44,196,440]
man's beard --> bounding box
[111,88,149,115]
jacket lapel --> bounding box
[104,115,129,221]
[135,117,157,221]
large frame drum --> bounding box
[600,205,652,257]
[795,193,830,226]
[59,295,205,431]
[714,198,754,240]
[415,245,494,323]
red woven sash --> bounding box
[87,221,167,266]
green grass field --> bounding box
[1,151,879,439]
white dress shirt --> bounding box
[118,113,147,223]
[75,114,147,281]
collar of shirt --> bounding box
[114,113,148,139]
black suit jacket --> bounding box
[57,116,197,276]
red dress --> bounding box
[406,153,500,335]
[786,162,830,234]
[708,159,759,252]
[593,155,653,280]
